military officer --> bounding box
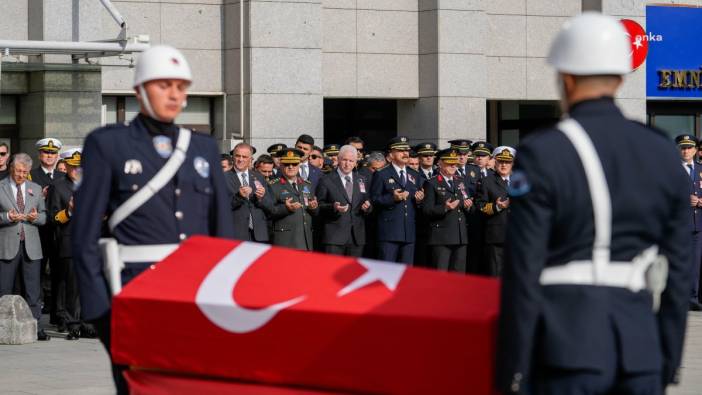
[370,136,424,264]
[422,149,472,272]
[696,139,702,165]
[448,139,472,178]
[268,148,319,250]
[414,142,437,180]
[47,148,87,339]
[477,146,515,276]
[407,150,420,172]
[72,45,235,394]
[466,141,493,274]
[323,144,340,168]
[497,13,691,394]
[677,134,702,311]
[30,137,65,325]
[267,143,287,176]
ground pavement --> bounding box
[1,313,701,394]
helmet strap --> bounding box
[138,84,165,122]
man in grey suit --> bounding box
[0,153,49,340]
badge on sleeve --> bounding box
[193,156,210,178]
[152,135,173,159]
[508,170,531,197]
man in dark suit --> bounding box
[478,146,515,276]
[677,134,702,311]
[316,144,372,257]
[268,148,319,250]
[224,142,272,243]
[0,153,49,340]
[497,14,691,394]
[29,137,66,326]
[370,136,424,264]
[47,148,86,339]
[294,134,322,191]
[422,149,473,272]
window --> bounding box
[487,100,561,146]
[103,95,214,134]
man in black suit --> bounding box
[224,142,272,242]
[422,149,473,272]
[478,146,515,276]
[295,134,322,191]
[29,138,66,325]
[316,145,372,257]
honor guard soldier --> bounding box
[422,149,473,272]
[497,14,691,395]
[72,45,235,394]
[316,144,372,257]
[477,146,515,276]
[268,148,319,250]
[323,144,340,168]
[30,137,65,325]
[370,136,424,264]
[47,148,91,340]
[677,134,702,311]
[447,139,472,178]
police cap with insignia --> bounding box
[277,148,305,164]
[409,150,418,158]
[675,134,697,148]
[60,148,82,167]
[414,142,437,156]
[267,143,287,155]
[471,141,494,156]
[448,139,472,153]
[436,148,460,165]
[493,146,516,162]
[387,136,411,151]
[323,144,340,156]
[36,138,63,153]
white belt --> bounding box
[100,238,179,295]
[539,245,669,311]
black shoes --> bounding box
[65,328,80,341]
[690,301,702,311]
[80,324,97,339]
[37,329,51,341]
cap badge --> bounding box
[286,150,294,157]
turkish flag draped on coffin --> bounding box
[112,236,500,395]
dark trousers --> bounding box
[692,231,702,303]
[0,242,42,324]
[56,257,81,328]
[91,312,128,395]
[377,241,414,264]
[325,243,364,257]
[432,245,467,273]
[413,233,430,268]
[486,243,504,277]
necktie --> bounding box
[399,170,406,187]
[446,178,452,190]
[242,173,253,229]
[459,167,465,177]
[427,170,432,178]
[47,172,52,180]
[689,164,694,181]
[16,183,25,241]
[301,164,308,180]
[344,175,353,201]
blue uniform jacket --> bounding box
[370,165,423,243]
[72,116,235,320]
[496,98,692,392]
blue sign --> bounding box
[647,5,702,98]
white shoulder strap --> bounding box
[108,128,192,231]
[557,118,612,281]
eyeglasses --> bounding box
[310,155,321,159]
[0,152,7,157]
[283,163,298,168]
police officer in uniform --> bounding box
[268,148,319,250]
[497,14,691,394]
[323,144,340,169]
[267,143,287,177]
[677,134,702,311]
[422,149,473,272]
[465,141,493,274]
[370,136,424,264]
[413,142,437,267]
[72,46,235,394]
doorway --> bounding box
[323,99,397,151]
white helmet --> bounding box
[133,45,192,121]
[133,45,192,87]
[547,12,630,75]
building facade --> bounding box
[0,0,698,156]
